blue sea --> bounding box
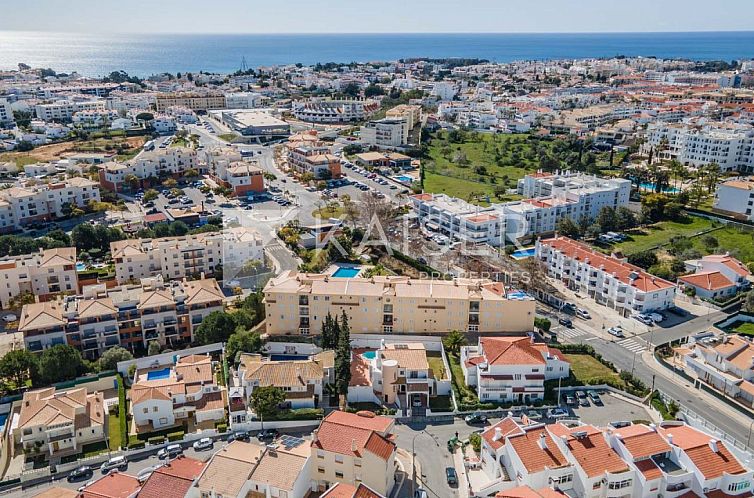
[1,31,753,77]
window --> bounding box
[317,450,325,459]
[354,458,362,467]
[143,408,148,414]
[335,471,344,479]
[335,455,344,464]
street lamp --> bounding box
[411,430,440,498]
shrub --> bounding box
[128,441,146,450]
[117,375,128,449]
[148,436,166,445]
[215,423,228,433]
[469,432,482,452]
[167,431,184,442]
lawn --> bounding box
[564,353,626,388]
[427,352,446,380]
[611,216,715,255]
[424,131,542,203]
[312,205,344,219]
[690,226,754,265]
[447,353,477,402]
[218,133,239,143]
[731,321,754,337]
[108,410,122,450]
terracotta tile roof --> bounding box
[18,388,104,431]
[539,236,675,292]
[312,411,395,461]
[239,355,323,388]
[194,390,224,412]
[80,473,141,498]
[32,487,78,498]
[250,446,310,491]
[564,429,629,478]
[679,271,735,291]
[19,301,65,332]
[507,428,569,473]
[195,441,264,496]
[479,336,547,366]
[707,490,753,498]
[635,459,663,481]
[175,355,214,385]
[380,343,429,370]
[481,417,524,452]
[154,456,205,480]
[701,254,751,278]
[77,298,117,318]
[496,486,567,498]
[39,247,76,267]
[659,425,747,479]
[349,350,372,387]
[620,430,672,459]
[321,482,385,498]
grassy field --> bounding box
[731,322,754,336]
[611,216,715,255]
[108,410,122,450]
[427,352,446,380]
[424,132,543,203]
[565,353,626,388]
[312,205,344,219]
[689,226,754,264]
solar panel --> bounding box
[278,434,306,450]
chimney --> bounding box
[709,439,719,453]
[493,427,503,442]
[351,439,357,452]
[649,423,657,432]
[312,429,318,444]
[667,433,673,445]
[538,433,548,450]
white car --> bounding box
[633,313,655,326]
[193,437,213,451]
[607,326,625,338]
[2,313,17,323]
[649,312,665,323]
[576,308,591,319]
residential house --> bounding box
[0,247,78,310]
[137,456,206,498]
[236,353,324,410]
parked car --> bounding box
[464,413,488,425]
[633,313,654,326]
[157,443,183,460]
[610,420,631,428]
[100,456,128,474]
[558,317,573,328]
[564,395,577,406]
[445,467,458,486]
[414,489,429,498]
[576,391,589,407]
[2,313,17,323]
[546,407,569,419]
[607,326,625,338]
[67,465,93,482]
[649,312,665,323]
[525,410,543,420]
[587,390,603,405]
[257,429,279,441]
[227,431,251,443]
[576,308,591,320]
[193,437,214,451]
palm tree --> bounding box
[669,160,685,191]
[704,162,721,194]
[442,330,468,356]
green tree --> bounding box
[98,346,133,371]
[38,345,85,385]
[225,328,263,365]
[627,251,659,269]
[147,340,162,356]
[334,312,351,399]
[615,207,637,231]
[250,386,286,429]
[745,290,754,313]
[143,189,159,202]
[0,349,38,389]
[442,330,467,355]
[194,311,238,345]
[596,206,618,232]
[556,217,581,239]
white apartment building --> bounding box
[71,109,121,130]
[98,147,199,191]
[645,122,754,172]
[110,226,264,284]
[224,92,263,109]
[461,336,570,403]
[0,98,13,128]
[713,178,754,220]
[0,177,100,229]
[284,132,342,179]
[0,247,77,309]
[292,98,380,123]
[410,173,630,244]
[35,100,106,122]
[152,116,177,135]
[536,236,676,316]
[360,118,407,147]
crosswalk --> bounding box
[556,327,589,342]
[617,337,647,353]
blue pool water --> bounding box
[270,354,310,361]
[393,175,414,184]
[332,267,360,278]
[361,351,377,360]
[146,368,171,381]
[639,182,680,194]
[76,263,87,271]
[507,291,531,300]
[511,248,536,259]
[0,413,7,432]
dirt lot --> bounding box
[0,136,146,165]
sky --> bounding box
[2,0,754,34]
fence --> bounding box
[678,406,754,458]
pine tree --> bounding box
[335,311,352,397]
[321,313,333,349]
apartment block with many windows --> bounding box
[0,247,78,309]
[263,271,535,336]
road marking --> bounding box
[617,338,646,353]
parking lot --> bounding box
[567,390,655,426]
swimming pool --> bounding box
[507,291,531,300]
[510,247,536,260]
[639,182,680,194]
[361,351,376,360]
[332,267,360,278]
[393,175,414,184]
[76,263,87,271]
[146,368,171,381]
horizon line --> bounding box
[3,29,754,36]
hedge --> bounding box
[267,408,324,421]
[117,374,128,449]
[167,431,184,442]
[215,423,228,433]
[148,436,166,445]
[127,441,146,450]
